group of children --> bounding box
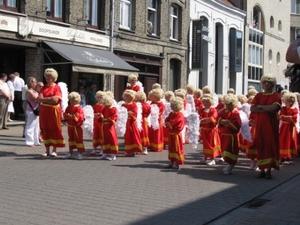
[61,73,300,176]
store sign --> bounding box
[191,20,202,70]
[27,21,109,47]
[0,15,17,32]
[82,51,113,66]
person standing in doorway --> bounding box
[6,74,15,122]
[13,71,25,120]
[86,84,97,106]
[0,73,11,130]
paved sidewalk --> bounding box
[1,125,300,225]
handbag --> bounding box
[27,101,40,116]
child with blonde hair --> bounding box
[148,88,165,152]
[125,74,141,92]
[199,94,221,165]
[98,95,119,161]
[64,92,85,160]
[218,94,242,174]
[165,97,185,169]
[91,91,106,155]
[135,91,151,155]
[162,91,175,148]
[122,90,143,156]
[279,92,298,164]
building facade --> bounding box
[0,0,190,101]
[189,0,246,95]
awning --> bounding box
[42,41,139,76]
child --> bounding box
[194,89,204,113]
[165,97,185,169]
[199,94,221,165]
[218,94,242,174]
[98,95,119,161]
[122,90,143,156]
[64,92,85,160]
[125,74,141,92]
[91,91,106,155]
[135,91,151,155]
[148,88,165,152]
[279,92,298,164]
[162,91,175,149]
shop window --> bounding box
[120,0,132,30]
[46,0,65,22]
[86,0,105,30]
[170,4,181,41]
[0,0,20,12]
[147,0,160,36]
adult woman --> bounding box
[0,73,11,130]
[25,77,40,147]
[250,74,281,179]
[6,74,15,122]
[38,68,65,157]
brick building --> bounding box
[0,0,190,101]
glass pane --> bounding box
[46,0,51,11]
[0,0,4,4]
[248,45,251,63]
[86,0,91,20]
[54,0,62,18]
[256,46,260,64]
[7,0,16,7]
[259,48,263,65]
[148,0,156,8]
[248,66,251,79]
[92,0,98,26]
[251,45,255,64]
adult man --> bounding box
[86,84,97,106]
[0,73,12,130]
[13,72,25,120]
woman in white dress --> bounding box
[6,74,15,122]
[25,77,40,147]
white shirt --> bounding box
[0,80,10,97]
[22,85,28,100]
[13,76,25,91]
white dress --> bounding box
[7,80,14,113]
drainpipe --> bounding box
[109,0,114,91]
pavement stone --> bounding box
[1,124,300,224]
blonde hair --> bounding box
[100,95,114,107]
[96,91,106,98]
[174,88,186,99]
[248,85,255,90]
[68,91,81,103]
[282,92,297,104]
[202,85,212,94]
[152,83,161,89]
[227,88,235,94]
[149,88,163,100]
[186,85,195,94]
[123,89,136,99]
[280,89,289,97]
[260,74,277,90]
[135,91,147,102]
[248,88,258,97]
[218,94,224,101]
[106,91,114,99]
[170,97,183,112]
[194,89,203,98]
[128,74,138,82]
[44,68,58,82]
[201,94,214,105]
[237,94,248,104]
[247,95,255,104]
[26,77,37,89]
[223,94,239,107]
[164,91,175,99]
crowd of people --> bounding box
[2,67,300,180]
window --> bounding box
[120,0,132,29]
[0,0,19,12]
[169,59,180,90]
[268,49,273,64]
[170,5,179,40]
[248,28,263,81]
[276,52,281,66]
[86,0,105,30]
[270,16,274,29]
[147,0,160,35]
[291,0,300,14]
[46,0,64,21]
[278,20,282,33]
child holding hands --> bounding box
[64,92,85,160]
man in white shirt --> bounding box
[0,73,12,130]
[13,71,25,120]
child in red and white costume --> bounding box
[64,92,85,160]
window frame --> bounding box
[0,0,19,12]
[291,0,300,15]
[170,4,179,40]
[119,0,132,30]
[46,0,65,22]
[147,0,160,36]
[86,0,105,30]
